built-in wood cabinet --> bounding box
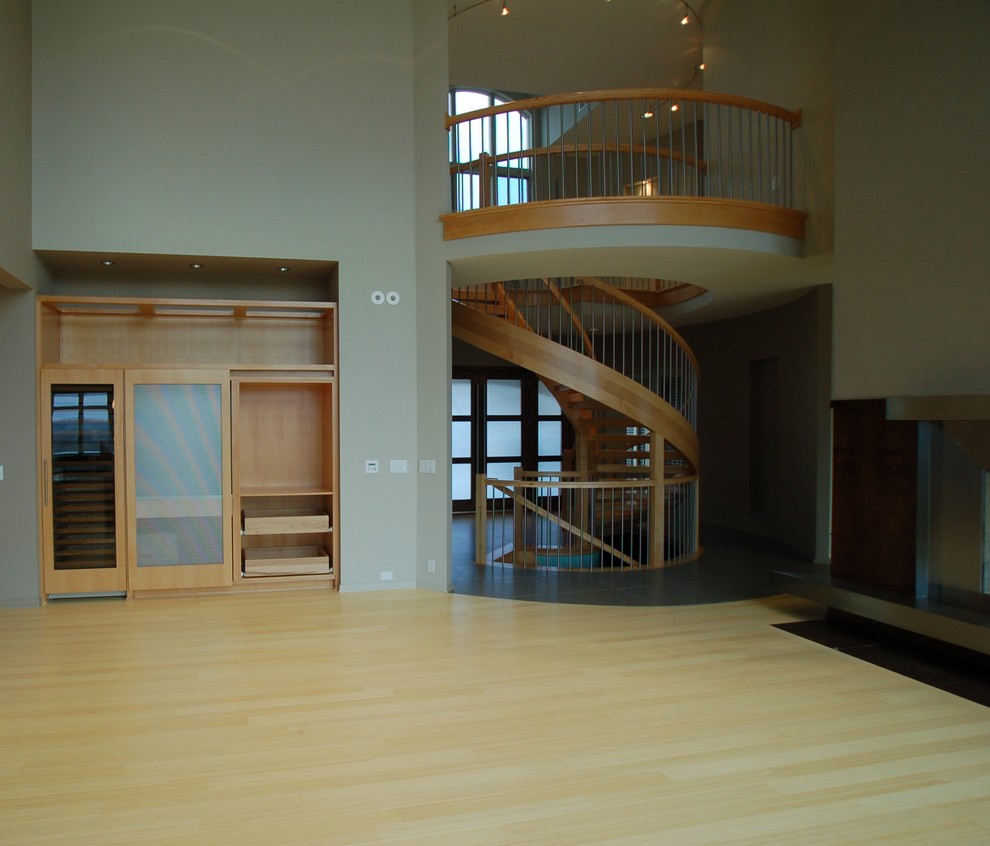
[37,296,338,598]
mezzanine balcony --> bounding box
[441,88,805,243]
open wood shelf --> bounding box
[232,374,337,588]
[242,545,332,577]
[242,509,330,535]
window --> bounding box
[451,369,570,511]
[51,387,114,457]
[449,89,532,210]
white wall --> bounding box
[32,0,449,592]
[833,0,990,398]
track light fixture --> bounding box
[448,0,509,19]
[679,1,703,29]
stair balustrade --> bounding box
[455,278,700,569]
[454,277,697,430]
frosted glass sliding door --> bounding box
[126,371,232,591]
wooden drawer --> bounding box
[242,509,329,535]
[242,545,331,576]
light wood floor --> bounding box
[2,589,989,845]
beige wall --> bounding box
[832,0,990,398]
[704,0,835,258]
[29,0,449,595]
[682,286,832,561]
[413,0,453,591]
[0,0,43,290]
[0,0,45,605]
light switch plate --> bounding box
[365,460,379,474]
[390,459,408,474]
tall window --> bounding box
[451,369,570,511]
[449,89,532,210]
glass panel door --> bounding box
[451,369,570,511]
[41,369,127,596]
[126,370,231,591]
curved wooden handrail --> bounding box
[616,283,707,309]
[445,88,802,130]
[495,476,699,489]
[452,301,699,472]
[541,278,597,361]
[576,275,700,373]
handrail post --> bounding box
[475,473,487,564]
[513,467,524,565]
[650,434,665,567]
[479,152,493,208]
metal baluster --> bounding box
[666,101,673,195]
[747,108,753,201]
[758,110,764,203]
[787,119,793,208]
[692,100,699,196]
[727,105,735,199]
[585,101,592,198]
[569,102,576,201]
[716,102,723,199]
[625,100,633,197]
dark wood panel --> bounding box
[831,400,917,595]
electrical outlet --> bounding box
[427,558,436,574]
[379,570,394,582]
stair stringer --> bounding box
[452,301,699,473]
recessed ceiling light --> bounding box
[671,103,680,112]
[681,14,690,25]
[642,107,655,119]
[190,262,204,270]
[100,259,115,267]
[277,266,291,272]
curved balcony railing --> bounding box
[444,89,804,239]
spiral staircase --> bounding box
[452,277,702,568]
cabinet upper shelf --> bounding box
[38,295,337,369]
[38,295,334,320]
